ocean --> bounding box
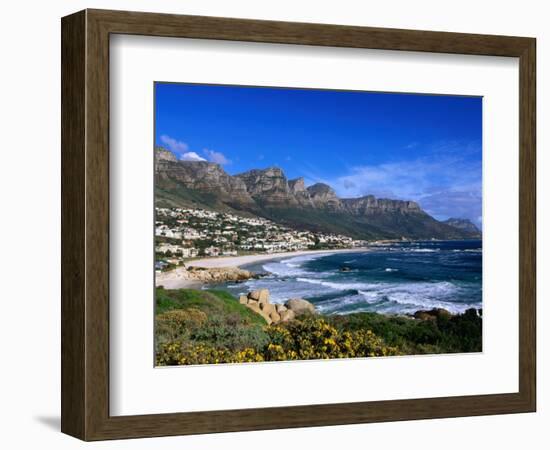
[214,240,482,315]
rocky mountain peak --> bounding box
[155,147,178,162]
[155,152,254,206]
[235,167,296,205]
[288,177,306,193]
[307,183,341,210]
[288,177,314,207]
[307,183,336,196]
[264,167,285,177]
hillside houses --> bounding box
[154,207,363,268]
[155,224,182,240]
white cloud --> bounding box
[203,148,231,165]
[160,135,189,154]
[180,151,206,162]
[323,144,482,226]
[159,135,207,161]
[420,189,482,226]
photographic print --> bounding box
[154,83,482,366]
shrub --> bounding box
[191,316,270,352]
[328,309,481,354]
[155,308,207,344]
[154,288,481,366]
[156,315,400,366]
[266,317,400,361]
[156,341,265,365]
[155,288,271,352]
[155,288,265,325]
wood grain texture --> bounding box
[85,10,111,439]
[518,39,536,409]
[89,8,532,56]
[61,8,537,441]
[61,10,86,439]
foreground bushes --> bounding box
[264,317,400,361]
[155,288,482,366]
[156,315,400,365]
[328,308,482,355]
[157,342,265,365]
[155,288,269,354]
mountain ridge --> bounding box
[155,147,479,240]
[442,218,481,236]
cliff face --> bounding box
[289,177,314,207]
[235,168,298,206]
[307,183,341,210]
[155,147,178,162]
[155,147,479,240]
[342,195,422,215]
[156,158,254,206]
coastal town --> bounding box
[155,206,366,271]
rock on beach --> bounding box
[284,298,316,316]
[241,289,315,324]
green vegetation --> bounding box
[258,206,472,241]
[328,309,482,355]
[155,288,482,366]
[156,183,227,211]
[258,206,386,240]
[156,288,265,324]
[156,288,269,365]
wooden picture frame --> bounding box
[61,9,536,441]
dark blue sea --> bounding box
[217,240,482,315]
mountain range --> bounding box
[155,147,481,240]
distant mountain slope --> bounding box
[155,147,480,240]
[442,218,481,236]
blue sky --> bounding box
[155,83,482,226]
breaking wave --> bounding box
[222,241,482,315]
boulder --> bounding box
[279,309,295,322]
[414,308,452,321]
[285,298,316,315]
[246,302,271,324]
[257,289,270,304]
[186,266,254,283]
[240,289,302,324]
[269,311,281,323]
[248,290,261,301]
[247,302,261,314]
[260,303,276,315]
[413,311,437,321]
[434,308,452,319]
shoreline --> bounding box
[155,241,481,321]
[155,247,369,289]
[186,247,370,269]
[155,277,204,290]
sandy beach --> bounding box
[186,247,370,269]
[155,276,204,290]
[156,248,369,289]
